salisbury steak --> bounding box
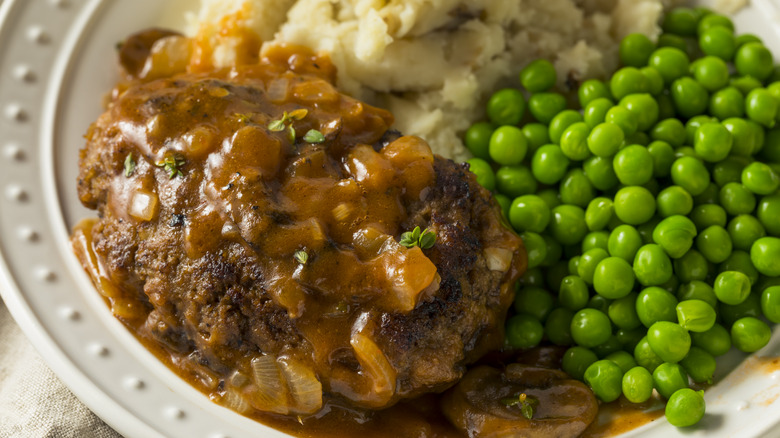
[73,43,525,418]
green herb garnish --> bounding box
[294,250,309,265]
[399,226,436,249]
[303,129,325,144]
[500,393,538,420]
[267,109,310,143]
[124,153,136,177]
[155,154,185,179]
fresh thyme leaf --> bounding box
[500,393,538,420]
[520,402,535,420]
[124,153,136,177]
[268,119,285,131]
[419,229,437,249]
[303,129,325,144]
[288,108,308,120]
[411,226,422,242]
[294,250,309,264]
[156,154,185,179]
[288,125,296,143]
[399,234,416,248]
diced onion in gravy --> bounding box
[128,189,159,221]
[484,247,513,272]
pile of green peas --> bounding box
[465,6,780,429]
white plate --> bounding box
[1,0,780,437]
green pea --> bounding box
[742,162,780,195]
[736,33,763,48]
[549,110,583,144]
[652,215,697,258]
[610,67,648,100]
[699,27,736,61]
[709,87,745,120]
[538,188,561,210]
[759,128,780,162]
[584,98,615,128]
[713,157,749,187]
[559,275,589,311]
[605,106,638,137]
[658,33,689,55]
[622,366,654,403]
[522,123,551,155]
[608,292,641,330]
[719,291,762,327]
[569,256,581,276]
[559,122,592,161]
[665,388,705,428]
[650,119,686,148]
[541,234,563,267]
[663,7,699,36]
[671,156,710,196]
[466,158,496,191]
[746,88,778,128]
[613,145,654,186]
[521,231,547,269]
[657,93,677,120]
[730,75,764,95]
[529,92,567,124]
[520,59,557,93]
[751,236,780,276]
[697,13,734,35]
[509,195,550,233]
[680,346,716,384]
[563,346,599,380]
[549,205,588,246]
[714,270,751,305]
[649,47,690,84]
[614,186,656,225]
[728,215,766,251]
[513,286,555,322]
[587,122,624,157]
[720,250,760,286]
[674,249,710,283]
[692,323,732,356]
[735,42,775,81]
[647,141,676,178]
[634,244,674,287]
[608,224,643,262]
[579,79,612,108]
[719,182,756,215]
[677,280,718,309]
[690,204,727,230]
[487,88,525,125]
[464,122,493,159]
[636,216,661,245]
[584,360,624,402]
[723,118,761,156]
[506,314,544,349]
[560,169,595,208]
[582,231,609,253]
[757,194,780,236]
[656,186,693,218]
[642,66,665,96]
[634,336,664,372]
[647,321,691,363]
[685,115,719,145]
[671,77,709,119]
[489,126,528,165]
[676,299,716,332]
[578,248,609,285]
[494,194,511,219]
[731,316,772,352]
[620,93,659,132]
[617,327,646,352]
[531,144,570,184]
[571,308,612,348]
[585,197,614,232]
[519,268,545,288]
[546,260,570,291]
[496,165,536,198]
[761,285,780,323]
[694,123,732,162]
[696,225,732,264]
[593,257,635,299]
[620,32,656,66]
[583,156,619,191]
[653,362,689,399]
[545,307,574,346]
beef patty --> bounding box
[73,39,525,418]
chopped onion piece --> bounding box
[350,332,396,405]
[220,388,252,415]
[278,357,322,414]
[250,355,290,415]
[484,247,513,272]
[129,190,158,221]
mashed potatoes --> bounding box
[186,0,683,160]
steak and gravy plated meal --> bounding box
[69,0,780,436]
